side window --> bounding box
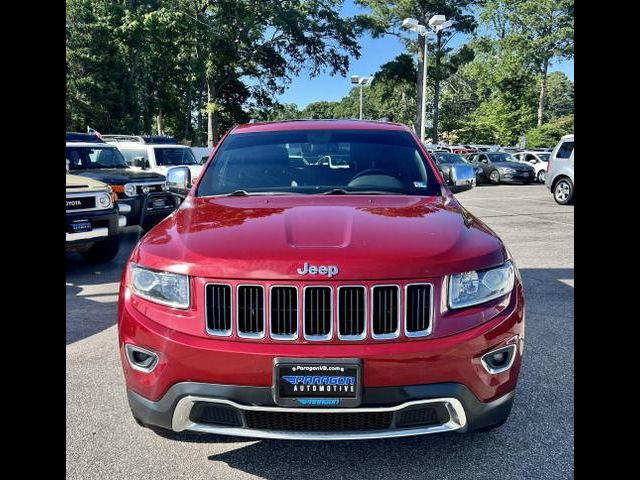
[120,149,149,166]
[556,141,574,159]
[479,155,488,163]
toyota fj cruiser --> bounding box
[118,120,525,440]
[66,133,178,230]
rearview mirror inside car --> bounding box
[133,156,149,169]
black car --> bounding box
[466,152,535,185]
[66,133,177,230]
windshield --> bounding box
[196,129,441,196]
[66,146,128,169]
[487,153,515,163]
[433,152,466,164]
[155,147,198,166]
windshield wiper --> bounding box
[223,190,250,196]
[322,188,397,195]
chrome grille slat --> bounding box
[404,284,433,337]
[304,286,332,340]
[237,285,264,338]
[205,284,232,336]
[338,286,366,339]
[371,285,400,339]
[271,286,298,339]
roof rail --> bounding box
[101,134,179,145]
[101,134,145,143]
[66,132,105,143]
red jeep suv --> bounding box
[118,120,525,440]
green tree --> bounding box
[301,101,341,119]
[525,114,573,148]
[355,0,477,140]
[543,71,573,121]
[177,0,362,145]
[481,0,574,126]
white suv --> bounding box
[104,135,204,180]
[545,134,574,205]
[512,151,551,183]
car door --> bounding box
[554,140,574,184]
[477,154,491,175]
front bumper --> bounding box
[500,172,535,183]
[66,208,120,244]
[128,381,515,440]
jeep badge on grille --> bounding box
[296,262,339,278]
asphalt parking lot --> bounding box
[66,184,574,479]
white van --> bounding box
[104,135,204,181]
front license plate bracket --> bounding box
[273,358,363,408]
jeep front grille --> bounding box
[270,287,298,339]
[205,284,232,335]
[338,286,366,338]
[204,281,434,341]
[371,286,400,338]
[237,286,264,337]
[304,286,332,340]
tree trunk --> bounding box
[207,79,219,147]
[414,34,426,135]
[431,32,442,143]
[156,110,164,135]
[537,60,549,126]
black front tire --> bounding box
[80,236,120,262]
[489,170,500,184]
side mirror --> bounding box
[166,166,192,195]
[133,156,149,169]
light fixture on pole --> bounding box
[402,15,452,143]
[350,75,374,120]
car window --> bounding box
[66,146,129,169]
[119,148,149,166]
[556,141,574,159]
[434,153,466,164]
[154,148,198,166]
[197,129,441,197]
[525,154,536,162]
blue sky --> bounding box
[276,0,574,109]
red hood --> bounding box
[133,195,507,280]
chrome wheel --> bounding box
[489,170,500,184]
[553,179,573,205]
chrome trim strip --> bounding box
[204,283,233,337]
[236,284,266,339]
[124,344,159,373]
[269,285,299,340]
[118,216,127,228]
[171,396,467,440]
[302,285,333,341]
[370,284,401,340]
[66,227,109,241]
[337,285,367,341]
[481,344,517,374]
[404,283,434,338]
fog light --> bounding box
[481,344,516,374]
[125,344,159,373]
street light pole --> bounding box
[420,34,428,143]
[402,15,452,144]
[351,75,374,120]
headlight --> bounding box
[124,183,137,197]
[501,167,516,173]
[448,261,515,309]
[130,264,190,309]
[97,192,113,209]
